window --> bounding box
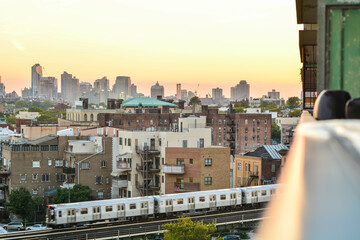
[128,138,131,146]
[48,160,52,166]
[119,138,122,145]
[50,145,58,151]
[32,174,38,180]
[220,194,226,200]
[101,161,106,168]
[177,199,184,204]
[272,164,275,173]
[32,161,40,168]
[182,140,187,148]
[141,202,148,208]
[32,189,38,195]
[130,204,136,209]
[245,127,248,133]
[265,119,268,124]
[205,177,212,185]
[199,196,205,202]
[245,135,248,141]
[55,160,63,167]
[265,127,267,132]
[245,119,248,125]
[245,164,247,171]
[81,162,90,169]
[96,176,103,184]
[189,159,193,165]
[105,177,110,184]
[238,163,241,171]
[41,145,49,151]
[162,175,164,183]
[205,158,212,166]
[106,206,113,212]
[81,208,88,214]
[219,120,222,124]
[189,177,193,183]
[176,158,184,166]
[20,174,26,181]
[249,164,251,172]
[261,190,267,196]
[199,138,204,148]
[42,174,50,182]
[159,138,162,146]
[219,127,221,132]
[98,192,104,199]
[150,119,153,125]
[59,211,62,217]
[56,174,65,182]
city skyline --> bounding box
[0,0,302,99]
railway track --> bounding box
[0,208,266,240]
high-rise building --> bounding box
[0,77,5,98]
[231,80,250,101]
[176,83,181,100]
[94,77,109,91]
[61,71,79,103]
[212,87,223,103]
[151,81,164,99]
[268,89,280,99]
[38,77,57,101]
[131,84,137,97]
[79,82,92,93]
[31,63,42,97]
[113,76,131,98]
[22,87,32,99]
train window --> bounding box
[58,211,62,217]
[81,208,88,214]
[68,210,71,215]
[199,197,205,202]
[121,205,125,210]
[261,190,267,196]
[130,204,136,209]
[220,195,226,200]
[177,199,184,204]
[106,206,113,212]
[141,202,148,208]
[210,195,215,201]
[72,209,75,215]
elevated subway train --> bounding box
[46,184,278,228]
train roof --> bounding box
[241,184,279,192]
[49,196,154,210]
[154,188,242,200]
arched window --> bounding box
[84,114,88,122]
[90,114,94,122]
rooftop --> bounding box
[122,97,177,108]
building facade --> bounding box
[113,76,131,98]
[231,80,250,101]
[151,82,164,99]
[61,71,79,103]
[31,63,42,97]
[39,77,58,101]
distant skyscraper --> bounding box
[176,83,181,100]
[22,87,32,99]
[131,84,137,97]
[61,71,79,103]
[94,77,109,91]
[38,77,58,101]
[151,81,164,99]
[231,80,250,101]
[268,89,280,99]
[212,87,223,102]
[180,89,187,100]
[113,76,131,98]
[31,63,42,97]
[188,91,195,99]
[0,77,5,98]
[79,82,92,93]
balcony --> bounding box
[174,182,200,192]
[63,167,75,174]
[136,163,160,173]
[136,181,160,191]
[136,145,160,155]
[0,167,10,175]
[117,161,131,171]
[113,179,128,188]
[163,165,184,174]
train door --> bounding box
[230,193,236,206]
[67,209,76,223]
[188,197,195,210]
[252,191,258,203]
[117,204,125,217]
[141,202,149,215]
[209,195,216,208]
[92,206,101,220]
[165,199,173,212]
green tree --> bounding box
[271,122,281,144]
[189,96,201,107]
[28,106,44,112]
[6,187,35,221]
[286,97,301,109]
[51,185,92,204]
[14,100,30,109]
[6,116,16,125]
[288,109,302,117]
[234,100,249,108]
[39,101,54,111]
[162,217,222,240]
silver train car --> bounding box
[46,184,278,228]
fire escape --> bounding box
[226,115,236,155]
[247,171,259,186]
[136,141,160,196]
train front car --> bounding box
[240,184,279,206]
[46,205,56,227]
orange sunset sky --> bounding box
[0,0,302,99]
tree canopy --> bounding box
[189,96,201,106]
[6,187,43,221]
[51,184,92,204]
[288,109,301,117]
[28,106,43,112]
[162,217,222,240]
[286,97,301,109]
[271,122,281,144]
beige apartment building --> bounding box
[111,116,231,198]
